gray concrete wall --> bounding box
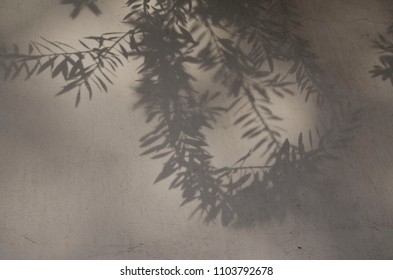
[0,0,393,259]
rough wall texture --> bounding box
[0,0,393,259]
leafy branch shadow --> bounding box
[0,0,359,227]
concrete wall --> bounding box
[0,0,393,259]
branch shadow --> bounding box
[126,0,358,228]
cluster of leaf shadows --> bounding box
[0,0,357,227]
[370,20,393,86]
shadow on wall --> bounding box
[0,0,360,229]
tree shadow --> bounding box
[0,0,358,228]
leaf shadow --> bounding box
[370,5,393,86]
[61,0,102,19]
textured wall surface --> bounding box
[0,0,393,259]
